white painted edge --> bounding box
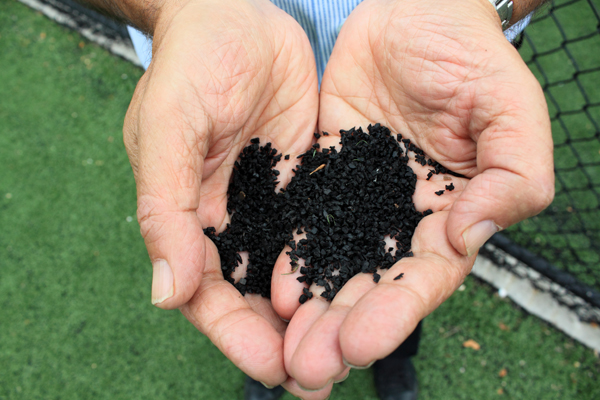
[17,0,142,67]
[473,254,600,352]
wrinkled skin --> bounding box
[123,0,553,398]
[123,0,318,388]
[271,0,554,397]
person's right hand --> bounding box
[270,0,554,396]
[122,0,318,386]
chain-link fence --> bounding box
[485,0,600,321]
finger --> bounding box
[339,211,474,367]
[413,174,466,212]
[123,69,148,176]
[271,232,308,320]
[130,74,211,310]
[245,293,288,337]
[284,240,395,388]
[282,377,333,400]
[446,59,554,256]
[405,146,469,212]
[232,252,288,336]
[180,239,287,386]
[284,295,330,374]
[271,250,308,321]
[124,68,209,310]
[196,157,232,231]
[288,272,376,389]
[271,134,342,320]
[230,251,288,335]
[280,369,349,399]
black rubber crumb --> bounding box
[204,140,288,298]
[435,190,445,196]
[425,160,466,181]
[205,124,453,303]
[446,183,455,191]
[393,273,405,281]
[426,160,466,180]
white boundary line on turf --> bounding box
[17,0,142,67]
[473,251,600,353]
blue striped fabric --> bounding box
[269,0,363,81]
[129,0,531,81]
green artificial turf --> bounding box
[1,1,599,399]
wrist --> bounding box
[81,0,254,35]
[477,0,547,29]
[469,0,508,30]
[488,0,514,30]
[509,0,547,25]
[152,0,259,45]
[78,0,173,34]
[151,0,192,37]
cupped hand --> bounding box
[122,0,318,386]
[271,0,554,394]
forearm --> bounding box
[510,0,548,23]
[75,0,171,34]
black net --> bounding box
[486,0,600,321]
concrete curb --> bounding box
[17,0,141,67]
[474,250,600,352]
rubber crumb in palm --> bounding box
[204,124,457,303]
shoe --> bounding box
[244,376,285,400]
[373,356,418,400]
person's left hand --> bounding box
[270,0,554,396]
[122,0,319,387]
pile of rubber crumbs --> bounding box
[204,124,446,303]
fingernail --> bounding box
[463,220,500,256]
[260,382,276,389]
[334,371,350,384]
[342,358,375,370]
[298,379,331,392]
[151,259,174,305]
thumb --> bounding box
[125,78,208,310]
[137,191,206,309]
[447,76,555,256]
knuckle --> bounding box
[450,195,480,218]
[136,195,169,245]
[123,74,151,173]
[516,146,554,213]
[529,173,555,214]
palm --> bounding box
[123,0,318,385]
[272,0,553,395]
[319,0,527,177]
